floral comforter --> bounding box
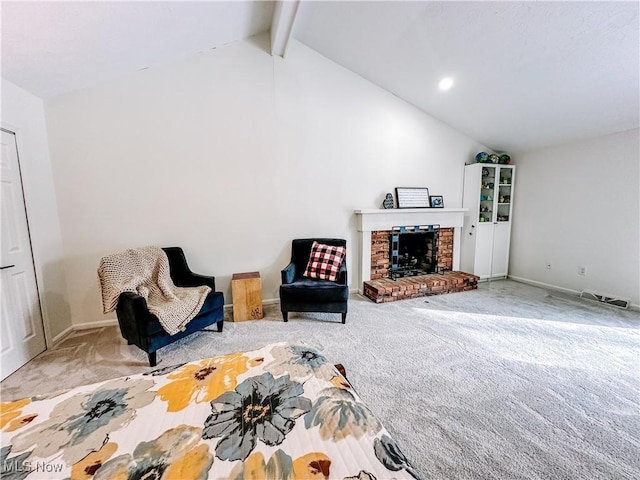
[1,342,420,479]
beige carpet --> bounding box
[2,280,639,479]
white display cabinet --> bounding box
[460,163,515,279]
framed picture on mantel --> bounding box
[430,195,444,208]
[395,187,430,208]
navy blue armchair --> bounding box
[115,247,224,366]
[279,238,349,323]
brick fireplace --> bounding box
[371,227,454,280]
[354,208,478,303]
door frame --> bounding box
[1,123,51,350]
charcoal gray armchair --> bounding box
[115,247,224,366]
[279,238,349,323]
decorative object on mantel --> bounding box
[395,187,430,208]
[382,192,395,209]
[430,195,444,208]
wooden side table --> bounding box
[231,272,264,322]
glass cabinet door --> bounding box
[479,166,496,223]
[496,167,513,222]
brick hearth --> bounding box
[363,271,479,303]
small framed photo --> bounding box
[430,195,444,208]
[395,187,430,208]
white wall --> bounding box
[44,34,487,326]
[1,79,71,341]
[510,128,640,307]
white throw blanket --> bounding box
[97,246,211,335]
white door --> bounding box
[474,223,494,279]
[491,222,511,277]
[1,129,46,380]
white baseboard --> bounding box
[507,276,581,296]
[508,275,640,311]
[51,326,74,346]
[68,298,284,333]
[222,298,280,311]
[74,318,118,330]
[262,298,280,306]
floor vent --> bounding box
[580,290,629,309]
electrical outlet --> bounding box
[546,263,552,270]
[578,266,587,276]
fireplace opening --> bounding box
[390,226,439,279]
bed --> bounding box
[1,341,420,479]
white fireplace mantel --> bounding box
[354,208,467,289]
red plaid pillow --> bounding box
[303,241,346,282]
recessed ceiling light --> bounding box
[438,77,454,91]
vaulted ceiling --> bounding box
[2,1,638,152]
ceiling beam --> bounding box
[270,0,300,57]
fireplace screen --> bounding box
[389,225,439,279]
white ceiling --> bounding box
[1,1,275,98]
[1,1,638,152]
[293,1,640,152]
